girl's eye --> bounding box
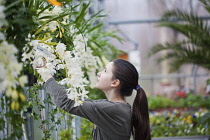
[104,69,106,72]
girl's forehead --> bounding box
[106,62,114,69]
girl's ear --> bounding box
[111,79,120,88]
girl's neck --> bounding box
[105,90,126,103]
[111,98,127,104]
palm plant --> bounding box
[148,0,210,72]
[149,0,210,133]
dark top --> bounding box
[44,77,131,140]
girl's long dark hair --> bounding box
[112,59,151,140]
[132,88,151,140]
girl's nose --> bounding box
[97,72,101,77]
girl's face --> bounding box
[95,62,116,91]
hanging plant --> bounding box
[0,0,28,139]
[22,2,108,106]
[1,0,122,139]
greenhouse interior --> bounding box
[0,0,210,139]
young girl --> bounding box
[42,59,151,140]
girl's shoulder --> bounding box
[88,99,131,108]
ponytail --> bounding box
[132,87,151,140]
[112,59,151,140]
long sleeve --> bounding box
[44,77,131,140]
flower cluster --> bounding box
[38,6,68,33]
[176,91,186,98]
[22,6,103,106]
[0,1,27,110]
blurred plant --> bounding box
[148,0,210,130]
[58,128,74,140]
[201,112,210,125]
[78,118,93,140]
[176,91,186,98]
[148,0,210,72]
[0,0,28,139]
[150,109,210,137]
[148,95,175,110]
[148,94,210,110]
[27,85,67,139]
[176,94,210,108]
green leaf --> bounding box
[200,112,210,124]
[75,2,90,24]
[37,5,52,16]
[5,0,22,10]
[87,23,103,33]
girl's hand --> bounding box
[36,59,53,82]
[36,59,47,69]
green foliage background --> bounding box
[148,0,210,137]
